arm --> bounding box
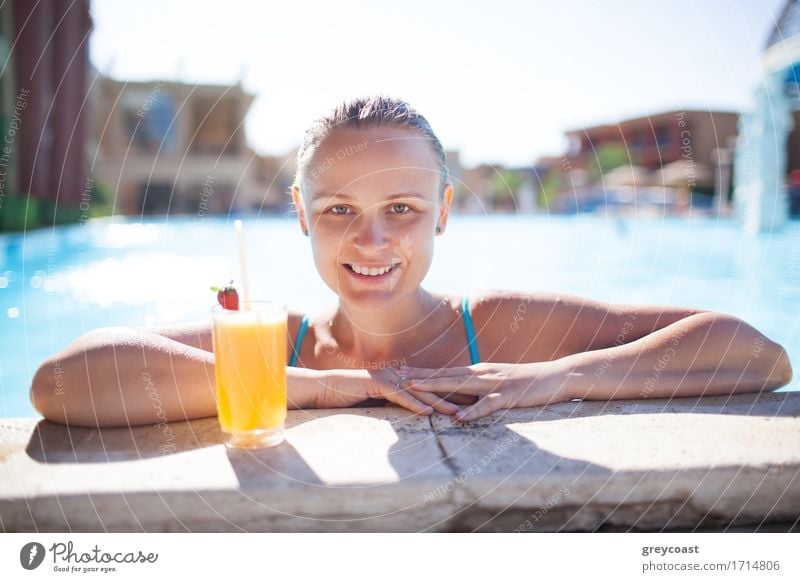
[398,293,793,420]
[30,327,325,428]
[481,290,792,396]
[141,320,455,413]
[144,320,214,351]
[31,329,456,428]
[552,311,793,401]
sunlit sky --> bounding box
[90,0,785,167]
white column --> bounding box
[712,137,734,217]
[517,178,537,214]
[734,70,792,235]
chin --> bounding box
[341,293,399,309]
[328,266,414,306]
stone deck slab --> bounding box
[0,392,798,532]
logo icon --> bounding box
[20,542,45,570]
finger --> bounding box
[380,387,434,416]
[396,365,475,380]
[408,389,460,415]
[433,392,479,406]
[400,375,492,396]
[363,374,432,415]
[455,392,508,422]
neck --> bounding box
[331,288,443,366]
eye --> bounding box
[391,203,411,214]
[328,205,351,215]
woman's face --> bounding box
[293,125,453,308]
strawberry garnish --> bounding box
[211,281,239,310]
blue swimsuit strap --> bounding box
[461,296,481,364]
[289,315,310,367]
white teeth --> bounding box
[349,263,397,276]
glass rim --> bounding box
[210,300,287,314]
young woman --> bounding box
[31,96,793,427]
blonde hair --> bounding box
[293,95,449,200]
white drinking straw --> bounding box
[234,219,252,310]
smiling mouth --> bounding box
[343,262,402,278]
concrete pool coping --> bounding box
[1,392,798,532]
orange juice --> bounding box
[211,302,287,448]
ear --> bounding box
[436,183,454,233]
[291,185,308,235]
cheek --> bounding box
[309,215,351,240]
[310,237,352,278]
[403,237,435,271]
[310,240,338,266]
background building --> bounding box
[92,77,271,215]
[0,0,92,229]
[564,109,739,187]
[546,109,740,215]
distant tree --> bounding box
[588,143,630,181]
[491,169,524,209]
[538,170,563,210]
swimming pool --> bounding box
[2,213,798,418]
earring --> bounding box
[435,226,442,234]
[303,229,309,236]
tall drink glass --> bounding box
[211,301,288,448]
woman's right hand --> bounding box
[315,368,461,416]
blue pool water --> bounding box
[2,213,798,418]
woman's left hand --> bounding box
[394,361,571,422]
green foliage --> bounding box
[0,195,39,231]
[491,169,524,203]
[1,179,113,232]
[588,143,630,181]
[538,170,563,210]
[39,201,84,225]
[90,181,115,211]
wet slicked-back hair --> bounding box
[293,95,449,199]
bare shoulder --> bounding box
[467,289,709,363]
[467,289,585,325]
[464,289,565,362]
[146,309,309,357]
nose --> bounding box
[351,213,390,255]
